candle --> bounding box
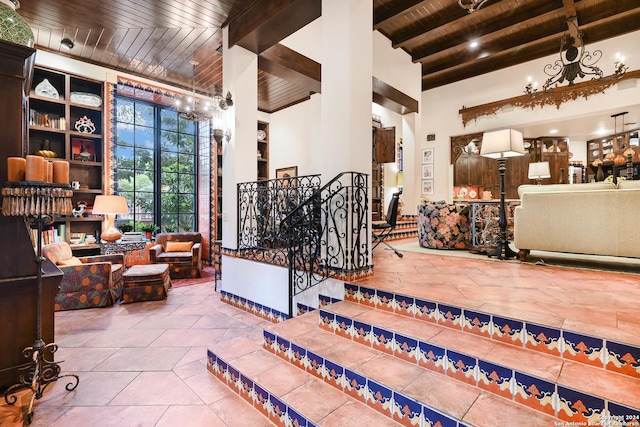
[45,161,53,183]
[52,160,69,184]
[25,155,45,182]
[7,157,26,182]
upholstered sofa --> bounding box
[514,180,640,261]
[42,242,125,311]
[149,232,202,278]
[418,201,470,249]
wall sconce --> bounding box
[60,38,74,49]
[524,76,538,96]
[614,53,628,78]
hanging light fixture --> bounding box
[174,60,214,122]
[458,0,490,13]
[174,60,232,124]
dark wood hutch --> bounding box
[451,133,570,200]
[0,41,63,389]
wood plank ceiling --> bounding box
[16,0,640,113]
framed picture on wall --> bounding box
[421,180,434,195]
[276,166,298,179]
[422,148,434,164]
[421,164,433,180]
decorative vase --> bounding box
[596,164,604,182]
[0,0,34,48]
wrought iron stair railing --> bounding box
[237,171,369,317]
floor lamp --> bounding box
[480,129,525,260]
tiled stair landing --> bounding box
[208,280,639,426]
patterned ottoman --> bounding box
[122,264,171,303]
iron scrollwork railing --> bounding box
[237,172,369,318]
[237,174,322,265]
[282,171,369,316]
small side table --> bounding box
[101,241,149,267]
[468,200,520,253]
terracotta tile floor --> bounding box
[1,238,639,426]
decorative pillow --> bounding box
[165,241,194,252]
[58,256,83,266]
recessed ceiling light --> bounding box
[470,41,479,49]
[549,129,558,134]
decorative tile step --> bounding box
[343,282,640,382]
[206,333,402,426]
[319,301,640,422]
[264,312,558,427]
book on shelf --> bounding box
[29,110,67,130]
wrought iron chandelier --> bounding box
[174,60,233,123]
[522,17,627,98]
[458,0,489,13]
[541,17,603,91]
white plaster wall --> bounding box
[372,31,422,215]
[372,31,422,101]
[220,256,289,313]
[420,31,640,203]
[269,94,321,178]
[280,18,322,63]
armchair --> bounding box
[149,232,202,279]
[42,242,125,311]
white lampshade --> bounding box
[480,129,526,158]
[92,195,129,242]
[528,161,551,179]
[92,195,129,214]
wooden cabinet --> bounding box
[373,127,395,163]
[453,134,573,199]
[371,163,383,220]
[28,67,104,249]
[258,121,269,180]
[587,129,640,181]
[0,39,64,389]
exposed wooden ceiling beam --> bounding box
[421,7,640,90]
[372,76,419,115]
[392,3,467,49]
[411,0,562,62]
[373,0,427,30]
[258,44,321,94]
[413,8,565,64]
[228,0,321,55]
[421,31,563,90]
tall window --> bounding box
[114,96,197,232]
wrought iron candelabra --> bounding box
[1,182,78,424]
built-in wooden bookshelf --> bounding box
[28,67,104,251]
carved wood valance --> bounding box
[459,70,640,127]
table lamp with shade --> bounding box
[528,161,551,185]
[92,195,129,242]
[480,129,525,260]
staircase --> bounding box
[208,261,640,426]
